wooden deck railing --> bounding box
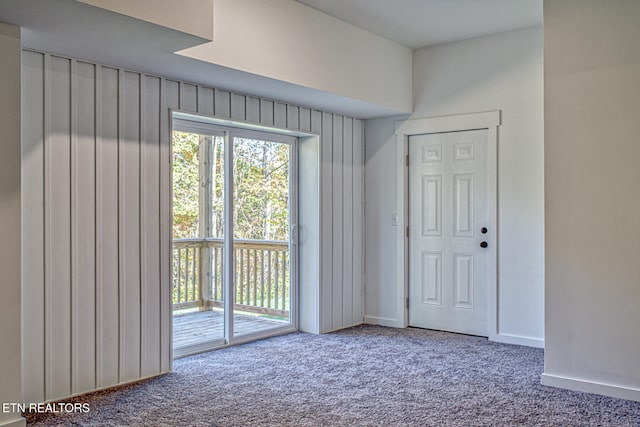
[172,238,290,317]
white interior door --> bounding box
[408,129,490,336]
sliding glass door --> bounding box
[232,134,293,337]
[172,127,226,350]
[171,119,297,356]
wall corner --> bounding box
[0,21,25,427]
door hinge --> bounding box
[406,226,409,238]
[405,154,409,166]
[406,297,409,309]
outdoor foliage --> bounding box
[233,137,290,241]
[172,131,201,239]
[172,131,290,241]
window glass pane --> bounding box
[172,131,200,239]
[233,137,291,337]
[232,137,290,241]
[172,131,225,351]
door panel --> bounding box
[453,173,474,237]
[232,136,293,337]
[172,131,226,349]
[421,251,442,305]
[421,175,442,236]
[408,129,489,336]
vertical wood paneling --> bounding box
[214,89,230,118]
[352,119,364,325]
[198,86,214,116]
[21,50,45,404]
[274,102,287,128]
[119,71,141,382]
[342,117,354,325]
[320,112,333,333]
[96,65,120,388]
[300,107,311,132]
[165,80,180,110]
[160,80,180,371]
[22,50,367,400]
[287,105,299,130]
[72,60,96,394]
[141,75,162,376]
[311,110,322,133]
[231,93,246,120]
[160,78,176,372]
[331,115,344,330]
[180,83,197,112]
[309,110,322,331]
[260,99,274,125]
[246,96,260,123]
[45,55,72,400]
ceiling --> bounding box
[0,0,543,118]
[296,0,543,49]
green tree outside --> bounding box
[172,131,290,241]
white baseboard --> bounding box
[492,333,544,348]
[363,315,402,328]
[320,321,364,334]
[362,321,546,349]
[541,372,640,402]
[0,416,26,427]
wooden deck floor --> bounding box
[173,309,288,349]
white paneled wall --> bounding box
[21,50,364,403]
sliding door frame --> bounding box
[171,115,299,357]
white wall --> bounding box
[363,114,407,324]
[364,27,545,346]
[542,0,640,401]
[177,0,412,114]
[21,50,364,403]
[0,22,25,427]
[78,0,214,41]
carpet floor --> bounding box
[27,325,640,426]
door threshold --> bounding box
[173,325,297,359]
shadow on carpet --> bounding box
[26,325,640,426]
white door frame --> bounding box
[394,111,501,341]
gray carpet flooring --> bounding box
[27,325,640,426]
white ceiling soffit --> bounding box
[0,0,404,118]
[0,0,210,62]
[296,0,543,49]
